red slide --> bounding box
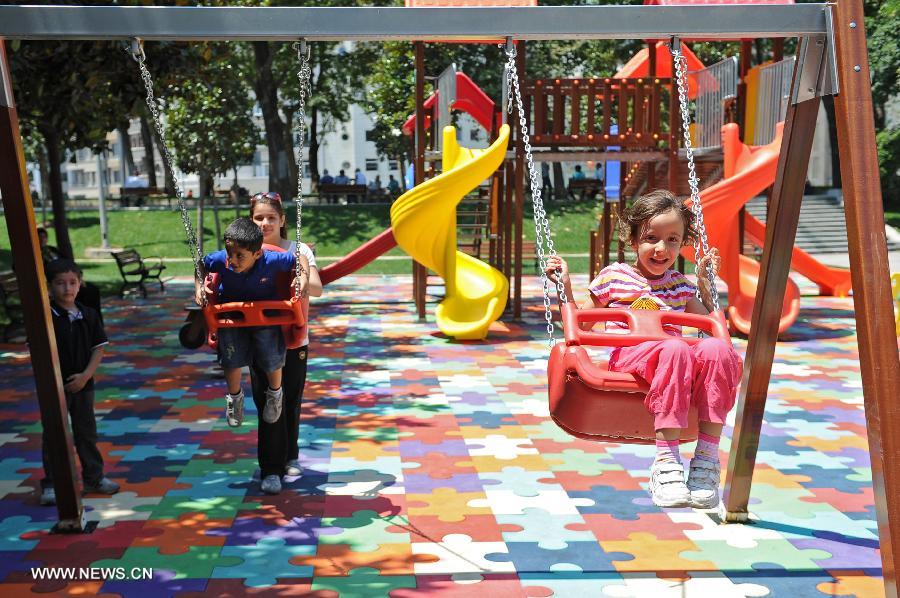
[684,123,800,335]
[402,72,498,137]
[319,228,397,285]
[742,212,852,297]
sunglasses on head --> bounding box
[250,191,283,204]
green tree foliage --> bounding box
[166,44,258,199]
[10,40,127,258]
[868,0,900,204]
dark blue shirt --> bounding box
[203,250,296,303]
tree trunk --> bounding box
[140,116,158,189]
[163,163,175,197]
[197,169,208,256]
[283,108,299,198]
[821,95,841,190]
[309,105,320,192]
[552,161,566,201]
[42,129,74,259]
[38,145,50,228]
[119,123,136,177]
[252,41,292,198]
[398,155,407,192]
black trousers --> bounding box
[41,388,104,488]
[250,345,308,478]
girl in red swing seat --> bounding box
[545,189,742,509]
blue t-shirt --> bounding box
[203,249,296,303]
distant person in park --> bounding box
[320,169,334,185]
[125,169,148,188]
[595,163,604,185]
[37,227,103,324]
[334,170,350,185]
[571,164,586,180]
[40,259,119,505]
[387,174,401,196]
[249,191,321,494]
[369,175,383,197]
[541,162,553,197]
[354,168,367,186]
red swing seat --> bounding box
[548,302,731,444]
[202,244,308,349]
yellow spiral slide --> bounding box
[390,124,510,340]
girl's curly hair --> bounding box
[618,189,697,246]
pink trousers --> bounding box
[609,337,743,430]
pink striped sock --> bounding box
[655,439,681,464]
[695,431,720,462]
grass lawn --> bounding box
[0,198,608,287]
[885,210,900,230]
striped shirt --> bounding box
[588,262,697,336]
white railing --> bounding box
[689,56,739,150]
[753,56,795,145]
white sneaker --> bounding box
[687,457,721,509]
[262,387,283,424]
[649,460,690,508]
[226,389,244,427]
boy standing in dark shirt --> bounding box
[40,260,119,505]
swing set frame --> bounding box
[0,3,897,593]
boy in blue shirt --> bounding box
[199,218,303,428]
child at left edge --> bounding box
[198,217,309,429]
[41,259,119,506]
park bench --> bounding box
[0,271,24,342]
[111,249,166,298]
[119,186,167,208]
[318,184,368,204]
[567,178,602,201]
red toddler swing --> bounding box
[202,244,309,349]
[131,39,312,349]
[504,39,736,443]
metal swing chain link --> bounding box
[128,41,207,304]
[292,40,312,300]
[671,42,721,312]
[503,44,567,348]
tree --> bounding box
[166,45,258,200]
[868,0,900,204]
[10,40,129,259]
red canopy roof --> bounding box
[614,41,705,97]
[644,0,792,4]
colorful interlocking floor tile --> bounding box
[0,275,886,597]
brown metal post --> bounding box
[722,96,821,518]
[513,42,525,319]
[737,40,753,137]
[773,38,784,62]
[832,0,900,591]
[413,42,427,320]
[601,200,611,269]
[648,41,658,192]
[668,45,679,196]
[0,40,85,530]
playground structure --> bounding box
[0,2,899,594]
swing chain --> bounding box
[127,39,206,304]
[503,41,567,348]
[292,39,312,300]
[670,39,720,312]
